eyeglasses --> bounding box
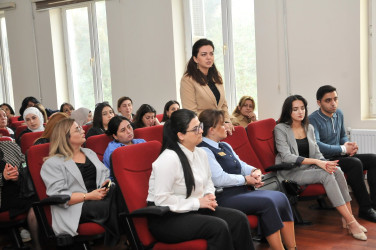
[74,126,83,133]
[242,104,254,109]
[186,122,203,135]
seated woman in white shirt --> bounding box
[198,109,296,250]
[146,109,253,250]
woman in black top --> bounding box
[86,102,115,139]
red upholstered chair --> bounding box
[0,137,12,141]
[9,116,20,125]
[10,120,24,130]
[111,141,207,249]
[134,125,164,144]
[0,128,10,137]
[20,131,44,154]
[156,114,163,123]
[82,124,92,134]
[15,125,28,141]
[27,144,105,248]
[85,134,113,162]
[247,119,327,224]
[0,211,28,248]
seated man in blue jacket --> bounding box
[309,85,376,222]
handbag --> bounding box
[256,172,285,193]
[18,162,36,198]
[282,179,302,196]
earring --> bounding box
[197,63,199,69]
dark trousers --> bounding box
[217,187,293,237]
[148,206,254,250]
[331,154,376,212]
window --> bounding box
[0,15,14,107]
[185,0,257,113]
[61,1,111,110]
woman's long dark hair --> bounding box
[161,100,180,122]
[278,95,309,128]
[184,38,223,86]
[162,109,196,198]
[93,102,114,130]
[19,96,40,117]
[133,104,157,129]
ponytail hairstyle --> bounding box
[162,109,196,198]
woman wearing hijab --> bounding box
[16,107,45,145]
[70,108,93,126]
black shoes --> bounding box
[359,208,376,222]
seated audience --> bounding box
[160,100,180,124]
[0,141,40,249]
[0,103,15,122]
[147,109,253,250]
[274,95,367,241]
[117,96,134,122]
[230,96,257,127]
[18,97,56,121]
[34,112,68,145]
[86,102,115,139]
[103,116,145,178]
[41,118,120,246]
[18,97,40,121]
[198,109,296,249]
[133,104,160,129]
[16,107,45,145]
[70,107,93,126]
[60,102,75,116]
[0,108,14,138]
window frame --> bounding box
[61,1,105,108]
[0,13,14,107]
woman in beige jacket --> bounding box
[180,38,234,133]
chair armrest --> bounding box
[38,195,70,206]
[120,206,170,218]
[265,163,297,172]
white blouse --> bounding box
[147,143,215,213]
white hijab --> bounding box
[23,107,45,132]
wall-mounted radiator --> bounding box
[349,129,376,154]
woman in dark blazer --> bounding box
[41,118,119,245]
[274,95,366,241]
[180,38,234,134]
[198,109,296,250]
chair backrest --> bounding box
[9,116,20,127]
[0,137,12,142]
[156,114,163,123]
[15,125,28,140]
[11,121,25,130]
[27,143,52,224]
[134,125,163,144]
[85,134,112,162]
[20,131,44,154]
[222,126,263,170]
[112,141,161,247]
[0,128,10,137]
[247,118,277,168]
[82,124,92,134]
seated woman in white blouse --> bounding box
[147,109,253,250]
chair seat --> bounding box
[300,184,326,197]
[247,215,258,229]
[77,222,106,235]
[0,211,27,222]
[154,239,207,250]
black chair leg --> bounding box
[292,204,312,225]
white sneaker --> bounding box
[20,228,31,242]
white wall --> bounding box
[3,0,375,129]
[106,0,180,114]
[255,0,375,129]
